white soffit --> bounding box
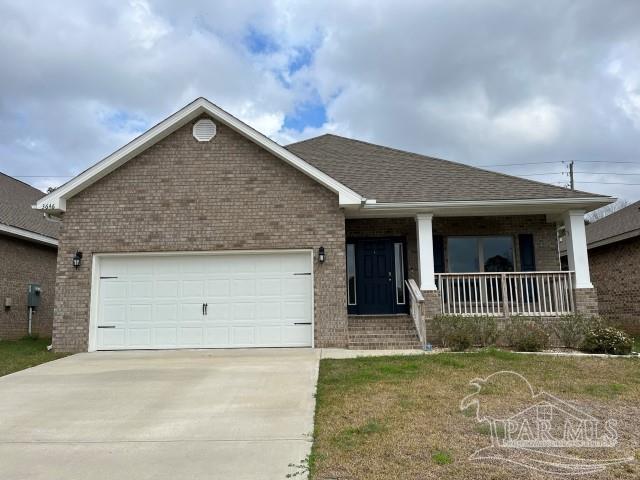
[34,98,364,213]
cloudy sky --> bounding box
[1,0,639,201]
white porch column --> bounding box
[563,209,593,288]
[416,213,437,291]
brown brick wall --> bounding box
[0,235,57,339]
[589,237,640,334]
[53,117,347,352]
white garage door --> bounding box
[94,252,313,350]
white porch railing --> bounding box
[435,271,574,317]
[405,279,426,345]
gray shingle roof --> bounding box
[0,173,60,239]
[586,200,640,247]
[286,134,607,203]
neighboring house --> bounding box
[585,201,640,334]
[34,98,613,353]
[1,173,59,339]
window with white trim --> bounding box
[346,243,357,305]
[394,242,405,304]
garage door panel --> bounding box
[205,302,230,320]
[130,281,153,298]
[98,328,125,348]
[154,327,178,346]
[258,326,282,344]
[232,302,256,321]
[128,304,152,322]
[257,278,281,296]
[206,279,230,296]
[101,304,126,323]
[283,301,307,320]
[205,327,230,346]
[156,280,179,298]
[155,304,178,322]
[179,327,204,346]
[282,325,312,345]
[180,303,205,321]
[182,280,205,298]
[232,326,255,345]
[281,254,309,272]
[96,252,312,350]
[128,328,151,347]
[102,282,128,300]
[258,301,281,320]
[232,278,256,296]
[283,278,310,295]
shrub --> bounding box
[448,330,473,352]
[470,316,499,347]
[504,317,550,352]
[552,314,600,349]
[431,315,499,350]
[580,325,633,355]
[432,315,472,350]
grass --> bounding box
[0,337,69,377]
[310,350,640,479]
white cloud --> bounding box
[1,0,640,201]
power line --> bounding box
[574,171,640,175]
[572,160,637,164]
[478,160,638,167]
[520,173,564,176]
[7,175,73,178]
[477,161,559,167]
[575,181,640,185]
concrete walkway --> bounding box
[0,349,319,480]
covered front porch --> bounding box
[345,209,596,348]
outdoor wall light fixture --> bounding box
[318,246,326,263]
[73,251,83,269]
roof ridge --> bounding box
[289,134,606,199]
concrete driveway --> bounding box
[0,348,319,480]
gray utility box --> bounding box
[27,284,42,308]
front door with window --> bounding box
[346,238,407,315]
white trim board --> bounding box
[34,97,364,214]
[0,224,58,247]
[344,196,615,218]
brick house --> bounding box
[1,173,59,339]
[585,201,640,334]
[34,98,613,352]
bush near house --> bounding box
[431,314,634,354]
[431,315,498,351]
[551,313,601,349]
[580,325,634,355]
[503,317,550,352]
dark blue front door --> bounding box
[356,239,395,315]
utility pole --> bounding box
[569,160,575,190]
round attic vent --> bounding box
[193,119,217,142]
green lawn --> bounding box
[309,350,640,480]
[0,337,69,377]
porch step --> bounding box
[347,315,422,350]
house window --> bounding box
[394,242,405,304]
[447,236,514,272]
[347,243,356,305]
